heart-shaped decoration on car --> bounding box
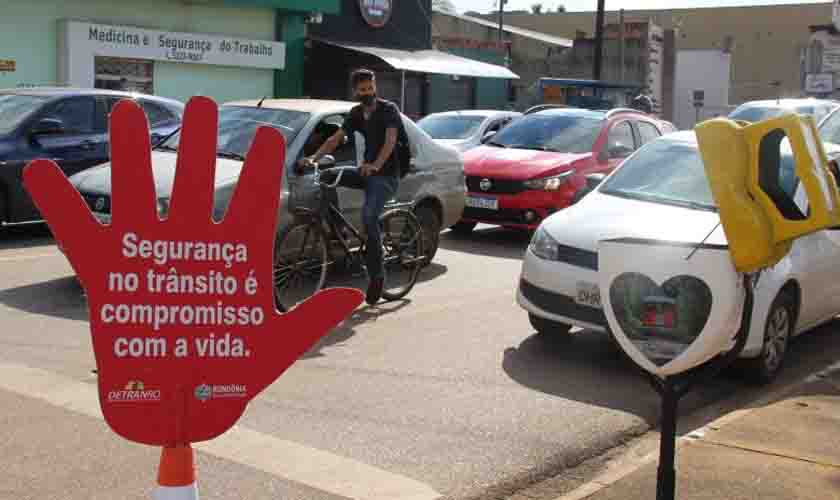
[609,273,713,367]
[599,238,746,377]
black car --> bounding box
[0,87,184,225]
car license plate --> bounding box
[466,195,498,210]
[575,281,602,308]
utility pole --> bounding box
[498,0,506,44]
[619,8,625,82]
[593,0,606,80]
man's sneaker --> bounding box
[366,277,384,305]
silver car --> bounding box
[68,99,466,266]
[416,110,522,152]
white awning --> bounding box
[314,39,519,79]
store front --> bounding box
[0,0,338,104]
[304,0,517,118]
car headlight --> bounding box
[523,170,574,191]
[156,198,170,218]
[529,226,559,260]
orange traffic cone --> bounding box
[152,444,199,500]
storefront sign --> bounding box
[806,73,834,93]
[359,0,392,28]
[0,60,15,72]
[809,31,840,74]
[21,97,362,445]
[58,20,285,88]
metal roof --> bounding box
[312,38,519,79]
[432,8,573,48]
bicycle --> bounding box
[273,156,425,312]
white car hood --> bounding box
[543,191,727,252]
[69,151,246,197]
[435,139,471,151]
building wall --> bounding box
[432,12,568,103]
[674,50,732,130]
[485,3,832,105]
[0,0,284,103]
[429,44,509,111]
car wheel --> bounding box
[742,292,794,385]
[450,221,476,235]
[529,313,572,338]
[414,206,441,266]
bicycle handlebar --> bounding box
[311,162,356,189]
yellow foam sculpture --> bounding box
[695,113,840,273]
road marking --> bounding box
[0,362,442,500]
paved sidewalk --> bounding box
[554,367,840,500]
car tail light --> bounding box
[641,296,677,329]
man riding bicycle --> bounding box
[296,68,401,305]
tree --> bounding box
[531,3,543,14]
[556,4,566,12]
[432,0,456,13]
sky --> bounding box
[452,0,827,14]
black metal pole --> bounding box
[498,0,504,44]
[593,0,606,80]
[656,378,678,500]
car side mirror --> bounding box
[609,144,633,158]
[31,118,65,136]
[480,130,497,144]
[597,150,609,163]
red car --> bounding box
[453,108,671,233]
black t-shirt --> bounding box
[342,98,401,177]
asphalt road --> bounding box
[2,224,840,500]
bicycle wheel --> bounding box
[274,222,329,312]
[379,209,425,301]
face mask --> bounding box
[357,93,376,106]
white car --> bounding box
[416,110,521,152]
[728,98,839,124]
[517,131,840,383]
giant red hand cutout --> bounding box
[23,97,363,446]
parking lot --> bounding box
[3,223,840,500]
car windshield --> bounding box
[0,94,50,134]
[161,105,310,158]
[417,115,486,139]
[599,140,718,210]
[487,113,603,153]
[728,105,786,123]
[820,109,840,146]
[600,139,799,211]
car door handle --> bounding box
[79,140,96,151]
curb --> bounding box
[550,360,840,500]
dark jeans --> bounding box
[321,168,398,281]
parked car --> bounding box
[728,98,839,124]
[68,98,465,267]
[516,130,840,383]
[0,87,183,225]
[416,110,521,153]
[817,104,840,148]
[453,107,671,234]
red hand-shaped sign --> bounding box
[23,97,363,446]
